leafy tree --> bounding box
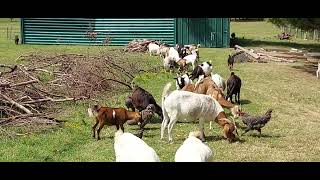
[268,18,320,31]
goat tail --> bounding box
[161,82,172,140]
[265,109,273,115]
[162,82,172,103]
[87,104,100,118]
[87,108,94,118]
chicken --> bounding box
[239,109,273,136]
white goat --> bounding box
[175,131,213,162]
[200,61,213,76]
[114,129,160,162]
[148,43,160,56]
[211,72,226,92]
[161,82,225,142]
[168,47,180,62]
[175,73,193,90]
[163,56,176,71]
[184,50,198,70]
[317,61,320,78]
[157,44,170,58]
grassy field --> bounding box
[0,19,320,162]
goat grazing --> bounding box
[184,50,198,70]
[175,131,213,162]
[316,61,320,78]
[175,44,187,59]
[175,73,192,90]
[125,84,163,121]
[182,77,241,119]
[163,56,178,71]
[114,129,160,162]
[176,59,188,73]
[189,61,212,80]
[88,105,146,140]
[226,72,242,104]
[161,82,238,143]
[211,72,226,92]
[148,43,160,56]
[168,47,181,62]
[157,44,170,58]
[184,44,200,61]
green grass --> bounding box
[0,19,320,162]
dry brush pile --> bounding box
[0,49,160,137]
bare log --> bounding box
[0,94,33,114]
[235,45,260,59]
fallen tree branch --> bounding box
[0,113,44,124]
[235,45,260,59]
[104,78,132,90]
[0,94,33,114]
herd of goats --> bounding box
[87,42,274,162]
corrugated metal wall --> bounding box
[176,18,230,48]
[21,18,230,47]
[22,18,175,46]
[21,18,96,45]
[94,19,175,46]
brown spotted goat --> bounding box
[88,105,153,140]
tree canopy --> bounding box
[268,18,320,31]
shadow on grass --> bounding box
[242,133,283,138]
[238,38,320,52]
[291,63,319,76]
[240,99,252,105]
[131,127,160,131]
[204,135,246,143]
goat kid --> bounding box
[114,129,160,162]
[148,43,160,56]
[157,44,170,58]
[174,73,193,90]
[175,131,213,162]
[184,50,198,70]
[189,61,212,80]
[125,85,163,121]
[226,72,242,104]
[88,105,143,140]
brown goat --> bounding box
[176,59,188,73]
[182,77,240,118]
[88,105,145,140]
[216,112,238,142]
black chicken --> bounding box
[239,109,273,136]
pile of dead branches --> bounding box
[0,49,160,136]
[124,39,161,52]
[234,45,308,63]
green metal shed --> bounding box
[21,18,230,48]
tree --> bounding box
[268,18,320,31]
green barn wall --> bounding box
[21,18,229,47]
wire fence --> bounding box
[281,26,320,41]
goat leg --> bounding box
[257,128,262,136]
[241,128,250,136]
[92,119,99,138]
[97,123,105,140]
